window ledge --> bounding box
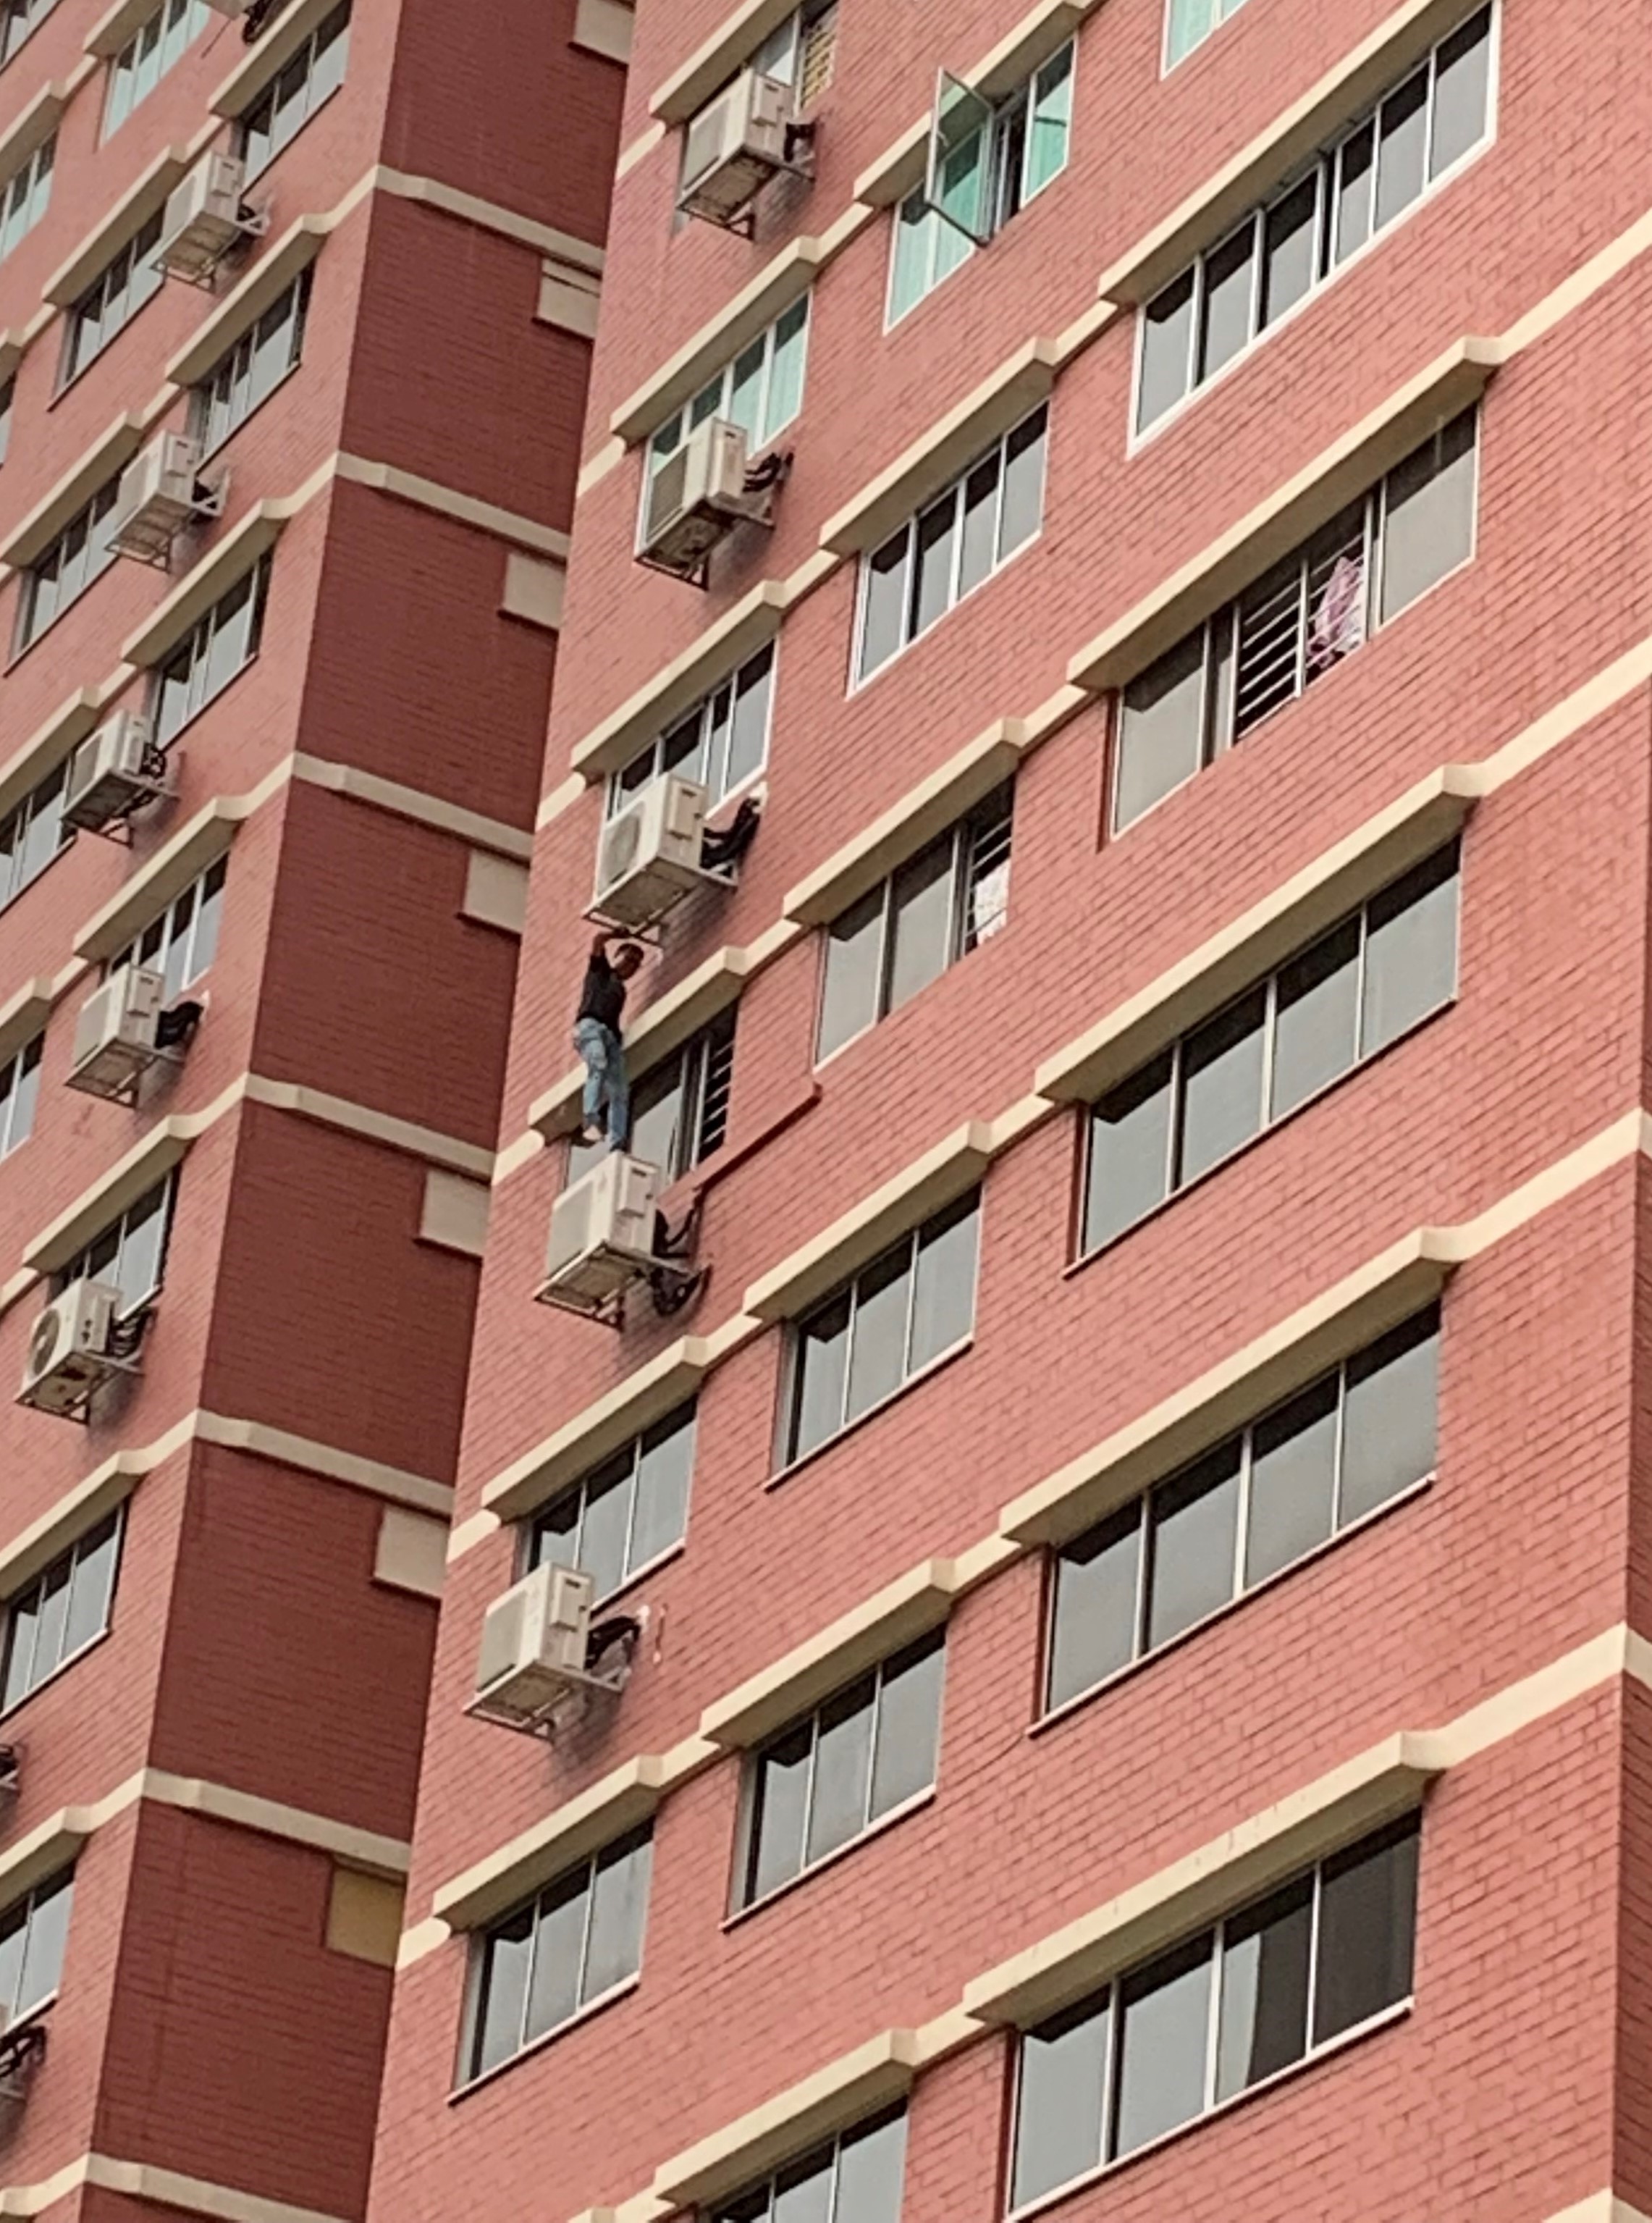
[481,1338,717,1520]
[119,502,291,672]
[0,690,102,830]
[431,1754,672,1936]
[570,581,789,783]
[723,1785,936,1928]
[41,142,192,311]
[209,0,339,117]
[1068,338,1499,697]
[961,1731,1441,2029]
[699,1559,962,1752]
[0,412,145,573]
[1034,762,1479,1106]
[166,212,329,390]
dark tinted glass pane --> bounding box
[833,2109,907,2223]
[523,1866,586,2041]
[631,1408,694,1570]
[1359,848,1458,1056]
[1115,631,1206,829]
[1139,268,1194,429]
[1270,917,1360,1119]
[62,1516,119,1660]
[957,455,1000,600]
[530,1491,581,1572]
[908,1190,979,1373]
[998,406,1046,558]
[771,2154,831,2223]
[887,835,955,1013]
[1013,1998,1109,2208]
[1340,1312,1438,1524]
[577,1455,632,1602]
[1177,987,1267,1185]
[859,533,910,678]
[911,489,958,639]
[1312,1817,1419,2042]
[790,1290,850,1462]
[1429,9,1490,178]
[1260,172,1319,327]
[818,886,885,1059]
[1048,1503,1142,1710]
[471,1904,533,2075]
[725,650,772,791]
[844,1241,912,1425]
[1197,219,1257,382]
[629,1056,686,1180]
[1215,1874,1312,2098]
[583,1829,652,1999]
[1146,1441,1241,1650]
[1334,120,1375,263]
[1378,412,1476,625]
[747,1722,812,1902]
[1373,67,1428,229]
[1084,1051,1173,1253]
[868,1632,943,1818]
[1244,1376,1340,1589]
[1113,1933,1213,2157]
[805,1675,876,1866]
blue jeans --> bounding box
[573,1019,629,1150]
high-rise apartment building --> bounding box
[371,1,1652,2222]
[0,0,623,2216]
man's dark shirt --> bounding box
[577,950,626,1032]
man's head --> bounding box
[612,942,646,979]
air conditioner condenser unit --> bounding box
[109,432,224,566]
[17,1282,130,1418]
[637,417,775,583]
[677,68,804,227]
[67,967,169,1103]
[153,151,267,285]
[591,773,715,930]
[467,1563,611,1732]
[63,712,170,834]
[536,1152,662,1316]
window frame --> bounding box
[235,0,350,182]
[0,132,53,266]
[607,643,776,822]
[109,855,227,999]
[0,1868,74,2033]
[0,1031,42,1161]
[709,2106,909,2223]
[14,478,119,657]
[0,1509,125,1716]
[1162,0,1249,73]
[0,374,12,466]
[54,1172,178,1319]
[642,296,811,522]
[525,1401,697,1606]
[1132,4,1497,444]
[149,554,272,744]
[190,266,313,458]
[0,0,56,69]
[60,209,167,387]
[103,0,208,136]
[0,762,72,912]
[568,1007,736,1191]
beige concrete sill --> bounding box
[0,690,106,830]
[119,505,290,671]
[166,214,329,388]
[571,581,789,783]
[73,794,253,965]
[610,239,826,447]
[432,1755,671,1934]
[481,1339,715,1520]
[648,0,799,123]
[1069,338,1499,696]
[0,413,146,573]
[43,145,193,311]
[1034,763,1480,1106]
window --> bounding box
[608,644,774,819]
[0,0,55,67]
[191,269,312,456]
[0,1871,73,2030]
[855,405,1046,683]
[16,481,120,653]
[151,555,271,743]
[0,135,52,264]
[749,0,836,97]
[734,1631,943,1909]
[56,1174,177,1316]
[237,1,350,180]
[783,1192,979,1467]
[645,299,809,505]
[0,765,71,910]
[1137,7,1492,432]
[1082,844,1459,1254]
[1046,1311,1438,1713]
[1010,1815,1417,2210]
[104,0,208,135]
[0,1034,41,1161]
[1113,412,1478,829]
[888,43,1074,325]
[1164,0,1248,68]
[62,211,165,384]
[568,1009,736,1190]
[817,783,1012,1061]
[109,857,226,1001]
[463,1827,652,2082]
[0,377,12,465]
[528,1403,696,1602]
[1,1513,122,1713]
[714,2108,908,2223]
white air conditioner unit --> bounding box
[108,432,225,566]
[591,773,717,930]
[63,712,170,834]
[153,151,267,285]
[468,1563,615,1731]
[536,1151,662,1316]
[67,967,169,1103]
[678,69,802,227]
[17,1282,128,1418]
[640,417,778,584]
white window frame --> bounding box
[1162,0,1249,75]
[16,479,120,652]
[640,295,811,520]
[237,0,350,182]
[190,268,312,458]
[61,209,165,386]
[0,134,54,267]
[0,0,56,69]
[606,642,776,820]
[0,1033,41,1161]
[103,0,208,135]
[1,1508,124,1715]
[0,1869,74,2030]
[151,555,271,744]
[109,854,227,999]
[56,1172,178,1316]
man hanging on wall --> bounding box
[574,930,646,1149]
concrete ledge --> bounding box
[73,782,272,964]
[700,1560,960,1750]
[743,1122,993,1322]
[43,143,192,309]
[783,720,1024,926]
[962,1734,1441,2027]
[0,689,104,831]
[1095,0,1480,306]
[530,948,754,1140]
[21,1091,235,1275]
[210,0,339,116]
[0,80,68,190]
[481,1340,715,1520]
[999,1233,1452,1547]
[120,503,291,671]
[611,238,825,445]
[1034,764,1479,1104]
[819,340,1058,557]
[649,0,799,122]
[1069,339,1499,694]
[0,414,145,572]
[571,581,788,783]
[433,1755,673,1933]
[650,2030,923,2209]
[166,214,329,388]
[0,978,51,1074]
[85,0,174,51]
